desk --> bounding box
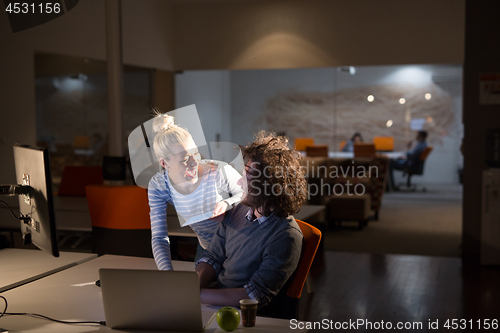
[0,255,308,332]
[294,205,325,224]
[327,151,405,159]
[0,249,96,293]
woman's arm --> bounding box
[148,174,174,271]
[219,163,243,207]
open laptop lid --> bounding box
[99,269,205,332]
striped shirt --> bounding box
[148,160,243,271]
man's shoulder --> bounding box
[284,215,304,238]
[267,215,303,241]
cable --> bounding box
[4,313,105,326]
[0,296,104,326]
[0,296,6,319]
[0,200,31,224]
[0,200,24,220]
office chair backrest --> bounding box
[409,146,433,176]
[373,136,394,151]
[286,219,322,299]
[294,137,314,151]
[419,146,433,161]
[58,166,103,196]
[86,185,152,257]
[74,135,90,149]
[354,143,376,158]
[339,140,346,151]
[305,145,328,157]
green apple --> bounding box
[216,306,240,331]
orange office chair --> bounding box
[86,185,153,257]
[73,135,90,149]
[305,145,328,157]
[58,166,103,196]
[339,140,347,151]
[294,138,314,151]
[404,146,433,191]
[259,219,322,319]
[354,143,376,158]
[373,136,394,152]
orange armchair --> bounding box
[86,185,153,257]
[294,138,314,151]
[354,143,376,158]
[259,219,322,319]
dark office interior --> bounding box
[1,1,500,332]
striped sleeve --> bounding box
[148,172,173,271]
[217,163,243,208]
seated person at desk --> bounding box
[342,132,363,152]
[148,112,243,271]
[388,130,428,190]
[195,131,307,309]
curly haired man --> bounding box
[195,131,308,317]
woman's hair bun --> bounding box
[152,113,176,133]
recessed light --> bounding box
[425,93,432,100]
[367,95,374,102]
[386,120,393,128]
[399,98,406,105]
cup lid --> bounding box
[239,299,259,305]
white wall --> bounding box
[173,0,464,70]
[175,71,231,145]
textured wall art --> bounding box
[264,83,457,151]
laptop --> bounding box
[99,268,209,332]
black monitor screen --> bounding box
[13,144,59,257]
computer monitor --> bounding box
[11,144,59,257]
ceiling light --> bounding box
[399,98,406,105]
[367,95,374,102]
[425,93,432,100]
[386,120,393,128]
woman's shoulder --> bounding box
[148,169,169,190]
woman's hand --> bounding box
[211,201,228,222]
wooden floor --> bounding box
[299,250,500,332]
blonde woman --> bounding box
[148,113,243,270]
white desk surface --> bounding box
[300,151,406,159]
[0,249,97,293]
[0,255,308,332]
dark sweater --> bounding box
[196,204,303,306]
